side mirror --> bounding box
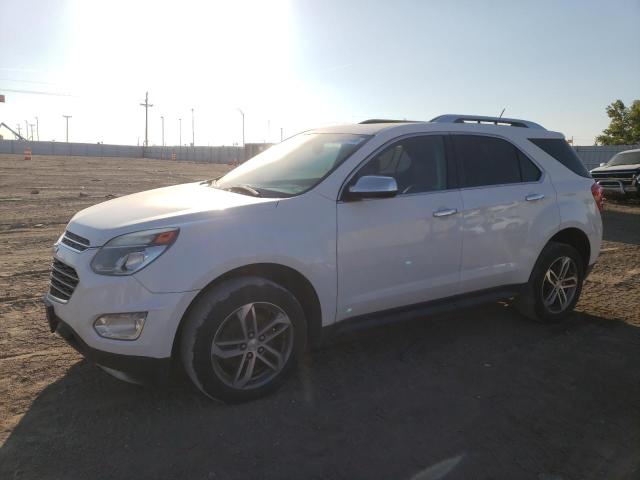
[346,175,398,200]
[599,162,606,167]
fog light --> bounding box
[94,312,147,340]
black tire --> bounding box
[514,241,585,323]
[180,276,307,402]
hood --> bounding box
[591,163,640,173]
[67,182,278,246]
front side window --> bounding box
[453,135,540,187]
[214,133,370,197]
[354,135,448,194]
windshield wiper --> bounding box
[202,176,221,186]
[224,185,262,197]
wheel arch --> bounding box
[171,263,323,359]
[546,227,591,270]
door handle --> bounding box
[433,208,458,217]
[525,193,545,202]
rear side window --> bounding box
[518,151,542,182]
[452,135,539,188]
[529,138,591,178]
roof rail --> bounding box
[359,119,422,124]
[430,114,545,130]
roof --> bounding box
[310,114,548,136]
[310,122,418,135]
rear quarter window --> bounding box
[529,138,591,178]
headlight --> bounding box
[91,227,179,276]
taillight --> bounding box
[591,182,604,212]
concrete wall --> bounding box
[573,145,640,170]
[0,139,246,164]
[2,138,638,170]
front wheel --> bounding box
[514,242,585,323]
[180,277,307,402]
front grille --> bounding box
[591,171,636,180]
[598,179,634,187]
[61,230,90,251]
[49,259,79,302]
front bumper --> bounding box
[45,299,171,382]
[45,241,199,360]
[595,179,638,196]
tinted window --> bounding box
[518,151,542,182]
[453,135,522,187]
[529,138,591,178]
[356,135,448,194]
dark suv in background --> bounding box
[590,148,640,199]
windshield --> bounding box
[214,133,370,197]
[607,151,640,166]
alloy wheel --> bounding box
[210,302,294,389]
[541,256,579,314]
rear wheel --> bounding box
[515,242,585,323]
[180,276,307,402]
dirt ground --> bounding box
[0,154,639,480]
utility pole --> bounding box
[16,124,22,138]
[191,108,195,146]
[179,118,182,146]
[280,127,283,142]
[29,123,36,141]
[35,116,39,141]
[25,120,28,139]
[139,91,153,147]
[161,116,165,146]
[62,115,71,142]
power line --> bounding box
[0,88,73,97]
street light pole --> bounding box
[191,108,195,146]
[35,116,39,141]
[237,109,245,162]
[62,115,71,142]
[161,116,165,146]
[237,109,245,147]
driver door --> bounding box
[336,134,463,321]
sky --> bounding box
[0,0,638,146]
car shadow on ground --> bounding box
[1,305,639,480]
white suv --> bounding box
[44,114,603,402]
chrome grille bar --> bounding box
[49,259,79,303]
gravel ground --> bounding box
[0,154,638,480]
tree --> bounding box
[595,99,640,145]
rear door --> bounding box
[452,134,559,293]
[336,134,463,320]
